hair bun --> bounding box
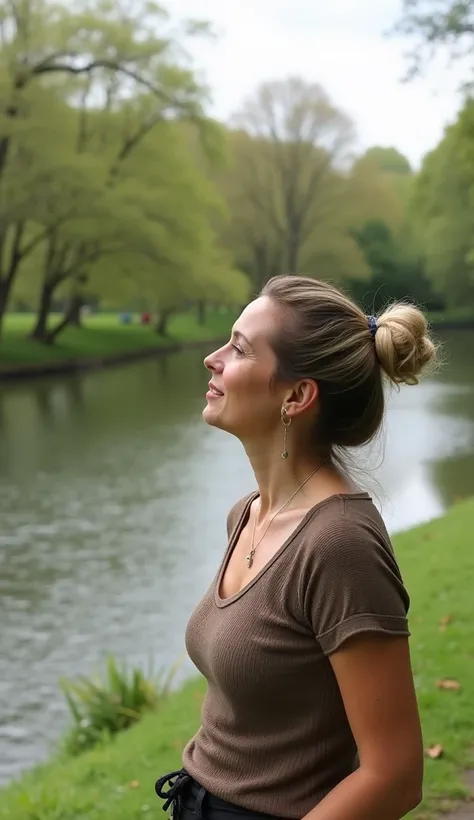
[374,304,437,385]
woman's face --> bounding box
[203,296,287,440]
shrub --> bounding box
[60,654,178,756]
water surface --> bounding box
[0,331,473,783]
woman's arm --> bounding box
[303,634,424,820]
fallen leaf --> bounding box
[426,744,444,760]
[439,614,454,632]
[128,780,140,789]
[436,679,461,692]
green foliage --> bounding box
[362,146,412,175]
[2,500,474,818]
[393,0,474,83]
[348,219,440,312]
[411,103,474,307]
[59,654,175,756]
[219,78,369,291]
[2,0,468,347]
[0,0,246,343]
[218,88,419,298]
[389,0,474,311]
[347,148,414,233]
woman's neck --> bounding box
[243,439,342,517]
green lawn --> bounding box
[0,310,235,370]
[1,306,473,373]
[1,500,474,819]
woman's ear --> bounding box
[283,379,318,419]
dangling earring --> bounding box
[281,407,291,459]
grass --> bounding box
[1,306,473,373]
[403,500,474,817]
[0,309,236,370]
[1,500,474,819]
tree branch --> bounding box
[111,112,163,173]
[5,221,25,283]
[32,57,180,108]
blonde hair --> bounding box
[261,276,437,450]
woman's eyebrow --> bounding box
[232,329,252,347]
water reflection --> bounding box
[0,332,473,784]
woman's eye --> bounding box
[232,344,244,356]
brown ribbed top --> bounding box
[182,492,410,819]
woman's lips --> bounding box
[206,382,224,399]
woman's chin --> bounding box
[202,402,220,427]
[202,401,230,432]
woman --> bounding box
[156,276,436,820]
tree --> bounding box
[228,77,356,282]
[347,145,414,226]
[362,147,412,175]
[393,0,474,82]
[0,81,91,329]
[410,105,474,306]
[348,219,438,311]
[391,3,474,308]
[0,0,213,333]
[45,113,248,339]
[216,130,284,292]
[27,108,217,341]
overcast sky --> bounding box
[171,0,466,169]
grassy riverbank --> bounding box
[0,309,235,372]
[1,306,473,376]
[1,499,474,820]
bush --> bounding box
[60,654,177,756]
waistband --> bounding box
[155,769,278,820]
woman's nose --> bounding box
[204,352,214,371]
[204,347,224,372]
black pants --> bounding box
[155,769,280,820]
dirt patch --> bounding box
[439,770,474,819]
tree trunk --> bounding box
[44,315,69,345]
[30,281,56,341]
[45,294,83,345]
[0,136,12,185]
[0,277,14,337]
[197,300,206,326]
[155,308,174,337]
[286,234,300,274]
[69,296,83,327]
[0,221,25,336]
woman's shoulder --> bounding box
[226,491,257,540]
[300,492,390,546]
[295,492,404,585]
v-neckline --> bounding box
[214,490,371,608]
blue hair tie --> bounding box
[367,315,378,338]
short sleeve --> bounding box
[303,514,410,656]
[226,493,256,540]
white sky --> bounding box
[171,0,467,169]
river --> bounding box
[0,330,473,785]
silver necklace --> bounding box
[245,459,329,569]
